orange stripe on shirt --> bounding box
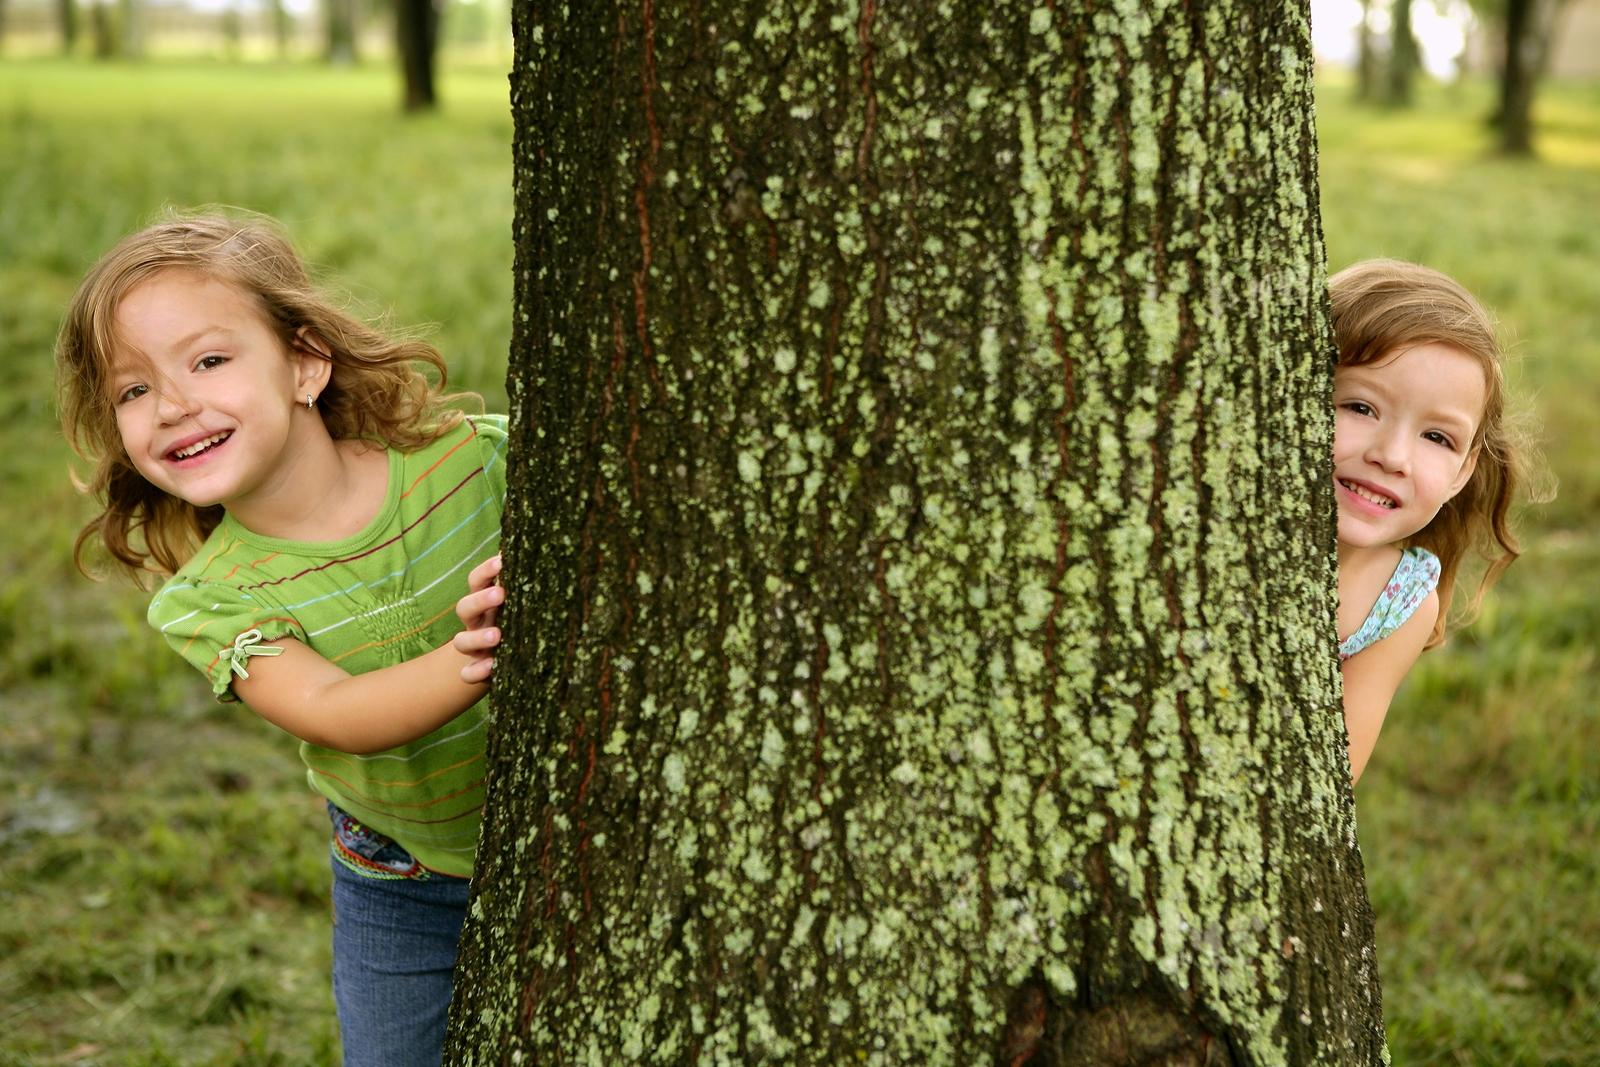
[401,424,477,500]
[306,751,484,789]
[328,603,458,663]
[310,768,485,811]
[220,550,280,581]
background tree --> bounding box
[89,0,115,59]
[117,0,140,56]
[395,0,439,109]
[1497,0,1551,153]
[1386,0,1420,106]
[325,0,356,64]
[1357,0,1378,101]
[445,1,1383,1064]
[58,0,78,54]
[267,0,291,58]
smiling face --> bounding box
[110,270,329,510]
[1333,342,1488,551]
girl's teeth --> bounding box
[174,432,228,459]
[1343,480,1396,509]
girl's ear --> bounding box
[293,326,334,361]
[1447,446,1481,499]
[292,328,334,400]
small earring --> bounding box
[306,394,315,409]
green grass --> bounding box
[0,57,1597,1065]
[0,58,512,1066]
[1316,77,1600,1065]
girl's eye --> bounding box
[117,384,148,404]
[1423,430,1456,450]
[1342,401,1375,417]
[197,355,227,371]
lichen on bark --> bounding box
[445,2,1387,1065]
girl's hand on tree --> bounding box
[454,553,504,684]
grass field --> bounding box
[0,58,1596,1066]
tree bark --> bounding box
[396,0,439,110]
[446,2,1384,1065]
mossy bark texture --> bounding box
[446,2,1385,1064]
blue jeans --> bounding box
[328,807,471,1067]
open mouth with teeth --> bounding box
[1339,478,1399,510]
[167,431,233,463]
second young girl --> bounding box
[58,211,510,1067]
[1327,258,1527,783]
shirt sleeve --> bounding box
[468,414,510,511]
[146,577,307,703]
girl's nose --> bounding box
[1364,428,1409,474]
[154,387,197,424]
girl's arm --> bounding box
[1341,589,1439,784]
[232,639,488,754]
[231,556,506,754]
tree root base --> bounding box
[998,982,1235,1067]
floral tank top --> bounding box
[1339,547,1442,662]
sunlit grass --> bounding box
[0,57,1596,1066]
[1317,75,1600,1066]
[0,56,512,1066]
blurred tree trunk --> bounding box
[117,0,140,56]
[267,0,290,57]
[1357,0,1378,101]
[58,0,78,53]
[89,0,115,58]
[325,0,355,64]
[445,2,1383,1065]
[1386,0,1419,105]
[1499,0,1551,153]
[395,0,438,110]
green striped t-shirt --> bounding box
[147,415,508,877]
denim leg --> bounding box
[330,854,472,1067]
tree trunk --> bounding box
[117,0,140,57]
[1499,0,1548,154]
[1356,0,1376,102]
[324,0,355,64]
[1386,0,1419,106]
[89,0,115,59]
[446,2,1384,1065]
[267,0,290,58]
[59,0,79,54]
[395,0,439,110]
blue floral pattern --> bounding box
[1339,546,1442,662]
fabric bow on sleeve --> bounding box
[225,628,285,679]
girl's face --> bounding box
[109,271,328,509]
[1332,342,1487,551]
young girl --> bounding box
[1328,259,1526,783]
[58,211,509,1067]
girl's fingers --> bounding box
[455,585,505,625]
[460,657,495,684]
[468,554,503,593]
[454,627,502,655]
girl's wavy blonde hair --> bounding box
[1329,258,1534,647]
[58,209,472,583]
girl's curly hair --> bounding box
[1329,258,1539,646]
[58,208,474,582]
